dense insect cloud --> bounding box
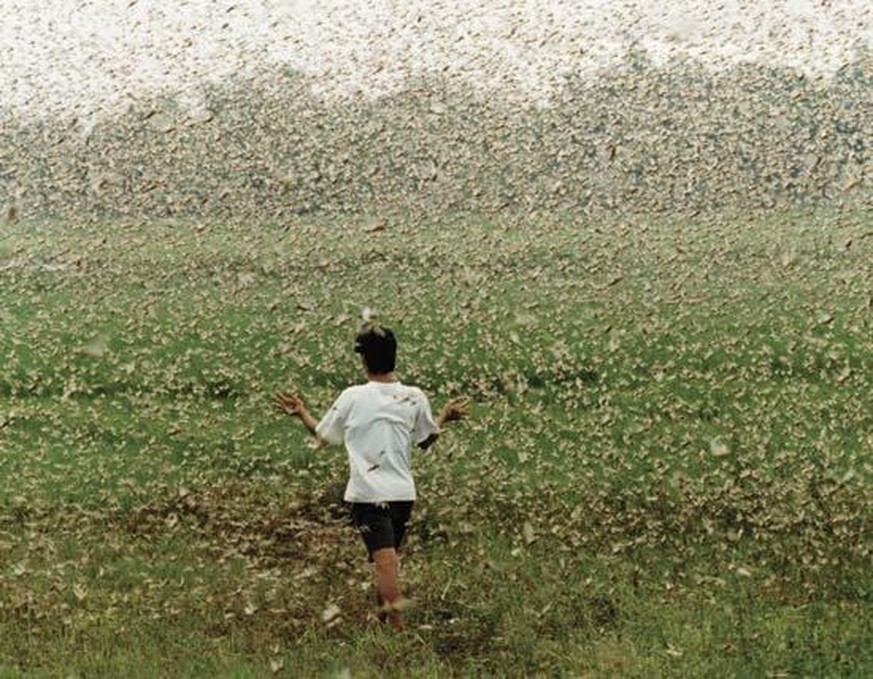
[1,56,869,223]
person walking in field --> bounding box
[275,320,469,631]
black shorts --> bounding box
[348,501,414,559]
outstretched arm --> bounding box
[275,392,320,437]
[420,397,470,450]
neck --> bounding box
[368,372,396,383]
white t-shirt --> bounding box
[315,381,439,502]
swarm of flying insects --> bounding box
[0,1,870,676]
[0,2,868,224]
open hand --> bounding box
[275,391,307,418]
[440,397,471,424]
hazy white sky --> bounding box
[0,0,869,119]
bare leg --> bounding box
[371,547,405,631]
[374,587,387,623]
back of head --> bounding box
[354,324,397,375]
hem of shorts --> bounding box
[344,495,416,503]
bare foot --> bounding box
[381,597,414,632]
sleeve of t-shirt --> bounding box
[315,390,351,446]
[412,390,440,445]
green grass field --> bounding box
[1,206,870,677]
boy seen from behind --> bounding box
[275,321,468,631]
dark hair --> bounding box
[354,325,397,374]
